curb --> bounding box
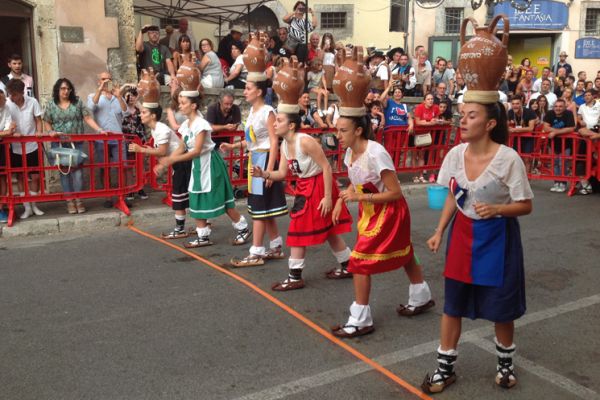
[0,184,429,239]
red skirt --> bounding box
[287,173,352,247]
[348,182,414,275]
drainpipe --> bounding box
[410,0,415,55]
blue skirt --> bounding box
[444,217,526,323]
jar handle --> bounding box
[460,17,479,47]
[488,14,510,47]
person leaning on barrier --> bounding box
[0,88,16,223]
[44,78,103,214]
[576,90,600,195]
[542,98,576,193]
[5,78,44,219]
[205,90,240,148]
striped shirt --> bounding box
[288,17,313,43]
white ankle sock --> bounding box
[344,301,373,333]
[408,282,432,307]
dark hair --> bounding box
[189,94,203,110]
[437,57,447,65]
[52,78,78,104]
[146,105,163,121]
[6,78,25,94]
[520,57,530,66]
[509,95,522,103]
[280,112,302,131]
[248,80,270,98]
[293,1,306,11]
[8,53,22,62]
[554,98,566,106]
[483,102,508,145]
[341,115,373,140]
[583,89,594,97]
[177,34,191,52]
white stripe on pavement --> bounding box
[233,294,600,400]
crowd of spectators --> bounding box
[1,1,600,223]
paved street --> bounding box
[1,181,599,400]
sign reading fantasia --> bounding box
[575,37,600,59]
[493,0,569,30]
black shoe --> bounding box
[138,189,149,200]
[103,200,113,208]
[125,199,132,207]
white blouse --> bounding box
[344,140,395,193]
[179,114,214,155]
[282,133,322,178]
[437,143,534,220]
[245,104,275,152]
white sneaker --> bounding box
[32,203,44,216]
[550,183,560,192]
[20,207,33,219]
[556,183,567,193]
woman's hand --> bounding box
[317,195,332,218]
[153,163,166,176]
[250,165,264,178]
[129,143,142,153]
[331,201,342,225]
[219,142,233,152]
[339,189,359,203]
[265,178,273,188]
[473,202,500,219]
[426,231,443,253]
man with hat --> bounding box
[367,50,389,93]
[552,51,572,77]
[135,25,177,86]
[218,27,244,67]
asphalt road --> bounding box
[1,181,599,400]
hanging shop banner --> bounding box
[493,0,569,30]
[575,37,600,59]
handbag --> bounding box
[46,142,88,175]
[415,133,433,147]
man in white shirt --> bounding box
[532,67,554,93]
[578,91,600,139]
[1,54,34,97]
[5,79,44,218]
[530,79,558,110]
[391,53,416,95]
[368,51,389,93]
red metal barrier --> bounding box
[509,131,594,196]
[0,134,144,226]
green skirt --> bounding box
[188,150,235,219]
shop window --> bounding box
[321,12,346,29]
[445,8,463,34]
[585,8,600,36]
[390,0,408,32]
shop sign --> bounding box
[575,37,600,59]
[493,0,568,30]
[537,57,549,65]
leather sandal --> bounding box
[325,267,352,279]
[331,324,375,338]
[162,229,189,240]
[184,237,212,248]
[396,299,435,317]
[421,371,457,394]
[264,246,286,259]
[230,254,265,268]
[272,278,305,291]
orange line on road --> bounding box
[128,223,433,400]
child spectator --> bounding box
[5,79,44,219]
[307,58,329,117]
[0,88,15,223]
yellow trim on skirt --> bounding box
[351,244,412,261]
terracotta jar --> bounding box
[137,68,160,105]
[176,58,201,91]
[459,14,509,102]
[332,46,371,117]
[272,56,304,113]
[243,31,269,82]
